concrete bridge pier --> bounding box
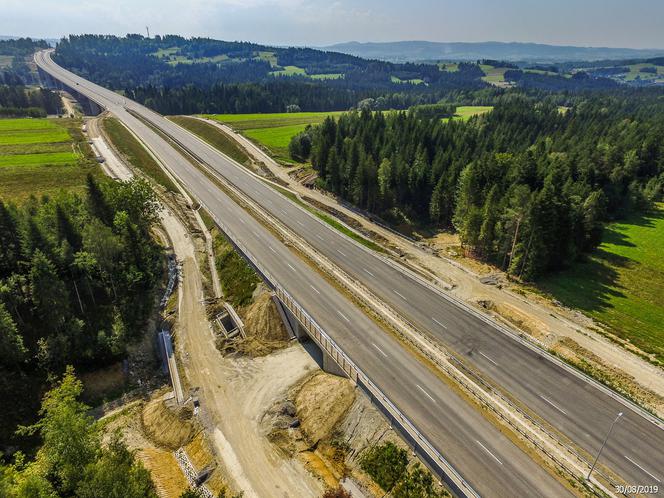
[277,298,348,378]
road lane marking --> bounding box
[476,440,503,465]
[310,285,320,295]
[624,455,661,482]
[287,263,297,273]
[253,231,261,239]
[316,234,324,241]
[297,220,305,226]
[281,209,288,216]
[416,384,436,403]
[364,268,375,277]
[337,310,350,322]
[432,317,448,329]
[337,249,347,257]
[479,351,498,366]
[539,395,568,416]
[239,218,246,225]
[394,289,408,301]
[372,343,388,358]
[268,245,277,254]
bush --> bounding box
[359,441,408,491]
[322,486,352,498]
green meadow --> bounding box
[540,204,664,364]
[443,106,494,122]
[0,118,98,202]
[204,111,345,162]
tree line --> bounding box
[292,93,664,279]
[0,368,157,497]
[0,85,62,117]
[0,177,163,449]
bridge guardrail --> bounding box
[200,203,480,498]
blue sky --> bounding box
[3,0,664,48]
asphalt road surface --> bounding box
[36,49,663,496]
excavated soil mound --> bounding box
[295,372,356,446]
[244,291,289,341]
[232,290,290,356]
[141,397,198,450]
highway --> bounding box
[36,49,663,495]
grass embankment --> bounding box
[0,117,101,202]
[167,116,252,165]
[273,185,385,253]
[213,233,260,308]
[203,112,344,163]
[541,204,664,364]
[102,117,178,192]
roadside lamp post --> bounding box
[587,412,623,481]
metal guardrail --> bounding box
[199,203,480,498]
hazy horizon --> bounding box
[2,0,664,50]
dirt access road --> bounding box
[90,116,325,497]
[200,117,664,409]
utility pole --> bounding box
[587,412,623,480]
[146,26,150,38]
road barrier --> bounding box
[200,203,480,498]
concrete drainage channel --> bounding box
[175,448,215,498]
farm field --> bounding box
[540,203,664,364]
[0,117,98,202]
[203,111,345,162]
[480,64,511,86]
[443,106,494,122]
[623,63,664,82]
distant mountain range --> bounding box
[322,41,664,63]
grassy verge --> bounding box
[272,184,385,253]
[540,203,664,364]
[167,116,252,166]
[0,117,102,202]
[213,232,260,308]
[101,117,178,192]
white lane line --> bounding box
[416,384,437,403]
[539,395,568,416]
[372,343,388,358]
[297,220,305,226]
[624,455,661,482]
[281,209,288,216]
[253,231,261,239]
[310,285,320,295]
[479,351,498,366]
[394,289,408,301]
[337,249,347,257]
[268,245,277,254]
[287,263,297,273]
[432,317,448,329]
[337,310,350,323]
[364,268,375,277]
[316,234,324,241]
[239,218,246,225]
[476,440,503,465]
